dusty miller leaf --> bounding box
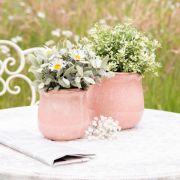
[84,77,95,84]
[58,78,70,88]
[44,78,52,85]
[76,65,83,77]
[75,77,81,88]
[64,66,75,77]
[38,83,44,89]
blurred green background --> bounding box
[0,0,179,112]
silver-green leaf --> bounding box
[76,65,83,77]
[75,77,81,88]
[84,77,95,84]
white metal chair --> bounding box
[0,40,42,106]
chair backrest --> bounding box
[0,40,42,106]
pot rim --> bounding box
[114,72,142,79]
[40,88,87,95]
[115,72,141,75]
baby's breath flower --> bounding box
[88,27,97,35]
[85,116,121,140]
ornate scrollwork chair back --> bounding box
[0,40,43,108]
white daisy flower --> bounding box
[8,16,14,21]
[49,59,66,71]
[37,11,45,19]
[62,30,73,38]
[70,49,86,61]
[51,28,61,37]
[58,9,65,15]
[25,7,32,14]
[99,19,107,25]
[19,1,26,7]
[11,36,23,44]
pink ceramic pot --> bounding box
[87,73,144,129]
[38,89,90,141]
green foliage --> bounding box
[28,41,112,91]
[88,23,161,75]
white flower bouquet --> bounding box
[28,41,112,91]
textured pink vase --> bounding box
[38,89,90,141]
[87,73,144,129]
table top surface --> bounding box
[0,106,180,180]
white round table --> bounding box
[0,106,180,180]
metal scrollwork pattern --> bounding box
[0,40,43,106]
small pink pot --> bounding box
[87,73,144,129]
[38,89,90,141]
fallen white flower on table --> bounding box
[85,116,121,140]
